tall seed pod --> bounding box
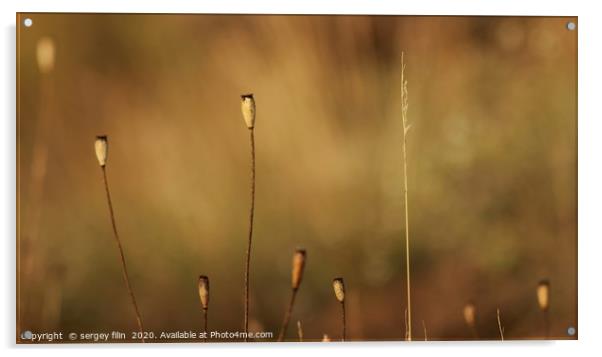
[291,249,306,290]
[95,136,108,167]
[240,94,256,129]
[537,280,550,312]
[198,275,210,310]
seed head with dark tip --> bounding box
[291,249,306,290]
[240,94,256,129]
[95,135,108,167]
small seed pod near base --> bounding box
[198,275,210,310]
[240,94,256,129]
[537,280,550,312]
[332,278,345,303]
[463,302,476,328]
[95,135,108,167]
[291,249,306,290]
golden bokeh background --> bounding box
[17,14,577,341]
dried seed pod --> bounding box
[537,280,550,312]
[463,302,476,327]
[240,94,256,129]
[198,275,210,310]
[94,135,108,167]
[291,249,306,290]
[321,334,331,342]
[332,278,345,303]
[36,37,55,74]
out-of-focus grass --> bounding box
[17,14,576,340]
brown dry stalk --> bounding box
[422,320,427,341]
[278,249,306,341]
[244,128,256,342]
[497,308,505,341]
[400,52,412,341]
[404,308,408,340]
[341,300,346,342]
[297,320,303,342]
[278,289,298,341]
[100,165,144,341]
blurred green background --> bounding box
[17,14,577,341]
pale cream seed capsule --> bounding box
[321,334,331,342]
[463,302,476,327]
[240,94,255,129]
[291,249,306,290]
[36,37,55,74]
[198,275,210,310]
[537,280,550,312]
[332,278,345,303]
[94,135,108,167]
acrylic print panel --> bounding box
[16,13,577,343]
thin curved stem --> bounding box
[244,129,256,342]
[341,301,346,342]
[497,308,505,341]
[278,289,298,341]
[101,166,144,342]
[203,309,208,342]
[401,52,412,341]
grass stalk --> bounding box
[297,320,303,342]
[400,52,412,341]
[241,94,257,342]
[278,291,298,341]
[243,128,255,342]
[95,136,144,341]
[496,308,504,340]
[278,249,306,341]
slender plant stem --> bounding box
[422,320,427,341]
[101,166,144,342]
[202,309,208,342]
[497,308,504,341]
[401,52,412,341]
[244,128,256,342]
[404,308,408,340]
[297,320,303,342]
[278,289,298,341]
[341,301,346,342]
